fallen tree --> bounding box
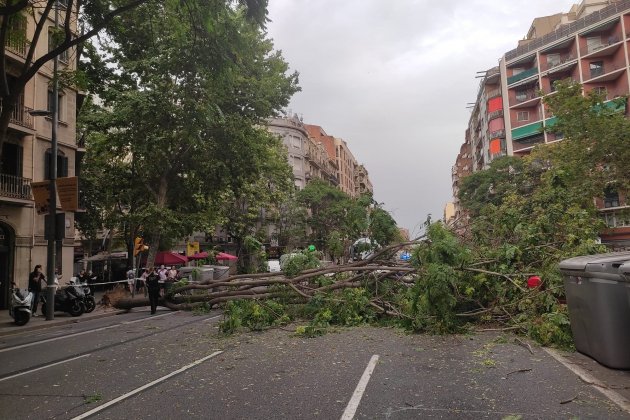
[109,225,574,347]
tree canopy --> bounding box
[78,0,299,266]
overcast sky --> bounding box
[266,0,577,236]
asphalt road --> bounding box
[0,310,628,419]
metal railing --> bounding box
[0,99,34,129]
[580,35,621,56]
[541,54,576,72]
[505,0,630,61]
[507,67,539,85]
[0,173,32,200]
[515,90,539,103]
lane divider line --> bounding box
[0,354,91,383]
[71,350,224,420]
[544,348,630,414]
[0,312,178,354]
[341,354,379,420]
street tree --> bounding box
[78,0,298,266]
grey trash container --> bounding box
[202,265,230,281]
[559,252,630,369]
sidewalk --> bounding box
[0,290,129,337]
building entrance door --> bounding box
[0,223,15,309]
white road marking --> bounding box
[545,348,630,414]
[0,312,181,353]
[0,354,91,382]
[71,350,224,420]
[341,354,380,420]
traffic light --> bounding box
[133,237,148,256]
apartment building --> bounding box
[334,137,358,198]
[303,124,339,187]
[267,115,310,190]
[453,0,630,245]
[354,164,373,196]
[269,118,373,199]
[0,5,79,307]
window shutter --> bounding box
[16,144,23,176]
[44,151,51,180]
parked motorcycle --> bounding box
[69,278,95,313]
[9,282,33,326]
[41,285,85,317]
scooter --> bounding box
[69,278,96,313]
[41,285,85,317]
[9,282,33,326]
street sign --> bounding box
[31,181,51,214]
[56,176,79,211]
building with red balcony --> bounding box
[453,0,630,246]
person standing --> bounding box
[146,267,160,315]
[28,265,45,316]
[126,266,136,296]
[158,265,168,296]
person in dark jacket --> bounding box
[28,265,45,316]
[145,267,160,315]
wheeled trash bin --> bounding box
[559,252,630,369]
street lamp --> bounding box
[29,0,60,321]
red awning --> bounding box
[216,252,237,261]
[188,251,209,260]
[154,252,188,266]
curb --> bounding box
[0,309,127,338]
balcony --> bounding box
[487,129,506,139]
[541,54,576,72]
[5,33,29,58]
[580,36,622,58]
[0,173,32,200]
[507,67,538,85]
[0,100,34,130]
[584,63,627,83]
[512,121,543,141]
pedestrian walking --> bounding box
[146,267,160,315]
[28,265,45,316]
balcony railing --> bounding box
[602,209,630,228]
[487,129,506,139]
[0,99,34,129]
[542,54,576,72]
[581,35,621,56]
[5,33,29,58]
[507,67,539,85]
[0,173,32,200]
[505,0,630,61]
[515,90,539,103]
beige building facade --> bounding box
[0,6,79,307]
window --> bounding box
[512,67,524,76]
[48,27,68,63]
[516,111,529,121]
[604,187,620,208]
[589,61,604,78]
[587,36,603,53]
[47,90,64,121]
[44,150,68,180]
[291,136,301,149]
[547,53,561,68]
[592,86,607,98]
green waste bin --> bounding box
[559,252,630,369]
